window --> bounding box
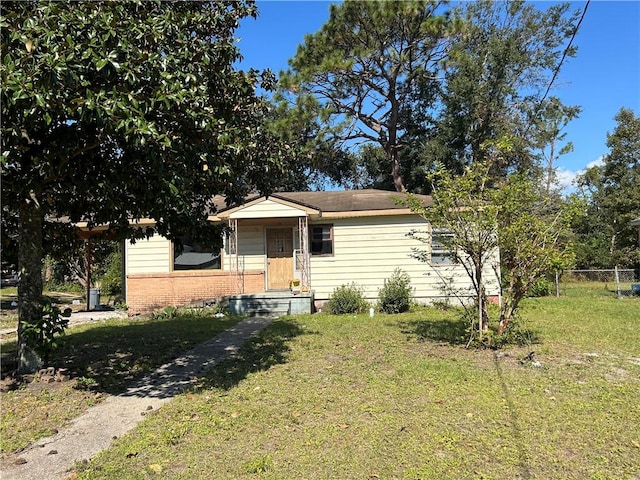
[431,229,456,265]
[173,237,221,270]
[310,224,333,255]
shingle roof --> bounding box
[273,189,431,212]
[216,189,432,215]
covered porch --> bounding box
[219,196,318,296]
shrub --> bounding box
[43,281,83,294]
[468,316,538,349]
[378,268,412,314]
[21,300,71,366]
[99,250,122,297]
[151,305,178,320]
[326,283,369,314]
[526,277,554,297]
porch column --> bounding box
[298,216,310,289]
[228,218,243,294]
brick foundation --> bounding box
[126,270,265,315]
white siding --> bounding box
[309,214,500,303]
[126,234,171,274]
[225,225,265,272]
[230,199,306,219]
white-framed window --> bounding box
[310,224,333,256]
[173,236,221,271]
[431,229,456,265]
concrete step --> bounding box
[226,292,314,316]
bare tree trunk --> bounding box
[545,138,556,196]
[499,288,523,335]
[498,307,513,335]
[17,192,45,373]
[389,147,405,192]
[478,288,484,340]
[474,258,489,333]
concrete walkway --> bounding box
[1,316,274,480]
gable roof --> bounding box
[272,189,431,212]
[217,189,432,219]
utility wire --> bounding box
[539,0,590,108]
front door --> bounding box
[266,228,293,290]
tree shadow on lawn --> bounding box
[492,351,533,479]
[399,314,470,346]
[194,318,309,392]
[1,313,244,395]
[399,312,541,348]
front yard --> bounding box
[2,284,639,478]
[78,285,638,479]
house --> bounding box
[124,189,501,315]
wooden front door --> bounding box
[266,228,294,290]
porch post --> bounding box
[229,218,244,293]
[228,218,242,294]
[85,239,92,311]
[298,216,310,289]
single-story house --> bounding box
[124,189,501,315]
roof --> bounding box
[218,189,432,216]
[72,190,432,229]
[631,218,640,226]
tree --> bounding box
[1,0,283,372]
[574,108,640,268]
[265,90,359,191]
[279,1,583,193]
[405,162,500,336]
[494,175,577,334]
[406,161,575,342]
[282,0,451,192]
[532,97,581,195]
[420,1,582,184]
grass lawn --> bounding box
[0,309,242,454]
[0,286,85,332]
[66,285,639,479]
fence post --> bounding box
[555,271,560,297]
[615,266,622,299]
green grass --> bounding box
[527,282,640,355]
[0,309,242,453]
[73,289,639,480]
[0,287,85,332]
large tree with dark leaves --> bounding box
[409,1,583,189]
[1,0,283,371]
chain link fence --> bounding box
[555,268,640,298]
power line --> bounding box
[539,0,590,107]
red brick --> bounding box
[126,270,265,315]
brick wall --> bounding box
[126,270,265,315]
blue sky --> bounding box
[236,1,640,190]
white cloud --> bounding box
[554,156,605,194]
[584,156,605,170]
[555,168,577,191]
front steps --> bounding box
[225,291,314,317]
